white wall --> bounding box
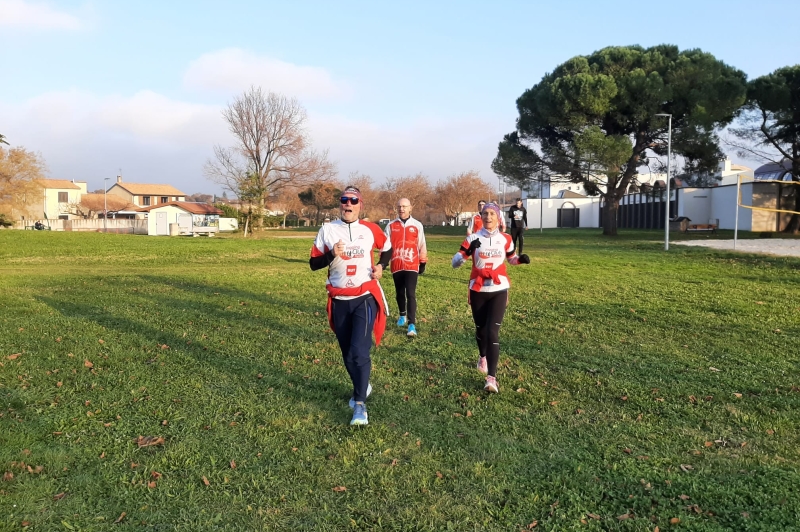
[525,198,601,229]
[709,185,750,231]
[677,189,712,224]
[219,218,238,232]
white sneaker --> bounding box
[349,382,372,409]
[350,402,368,425]
[484,375,499,393]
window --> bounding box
[161,196,168,204]
[58,192,68,202]
[142,196,151,206]
[58,215,69,220]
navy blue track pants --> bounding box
[331,294,376,402]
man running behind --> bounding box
[385,197,428,337]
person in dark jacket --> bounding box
[507,199,527,254]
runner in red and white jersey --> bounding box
[452,202,529,394]
[309,186,392,426]
[384,197,428,336]
[467,199,506,235]
[466,199,487,235]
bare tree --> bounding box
[204,87,337,233]
[0,146,46,221]
[270,186,306,227]
[381,173,435,222]
[433,171,494,225]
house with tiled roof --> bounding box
[77,193,140,219]
[106,176,186,208]
[38,179,88,220]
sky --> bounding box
[2,0,798,196]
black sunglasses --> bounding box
[340,196,360,205]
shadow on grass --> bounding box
[34,279,362,419]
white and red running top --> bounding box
[311,219,391,299]
[384,216,427,273]
[452,227,521,292]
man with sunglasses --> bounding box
[309,186,392,426]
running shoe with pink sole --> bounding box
[476,356,488,374]
[484,375,499,393]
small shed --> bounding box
[139,202,223,236]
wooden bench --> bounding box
[686,224,717,234]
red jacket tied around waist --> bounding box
[326,280,388,346]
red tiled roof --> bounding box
[79,193,138,212]
[39,179,81,190]
[137,201,223,215]
[112,182,186,196]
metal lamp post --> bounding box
[655,113,672,251]
[103,177,109,233]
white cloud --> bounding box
[0,0,83,30]
[0,88,506,196]
[309,112,506,184]
[98,91,222,142]
[183,48,349,101]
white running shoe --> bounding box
[349,382,372,409]
[350,402,368,425]
[484,375,499,393]
[476,356,488,374]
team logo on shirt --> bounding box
[396,247,416,262]
[346,264,357,276]
[343,246,366,259]
[479,249,504,259]
[409,227,416,233]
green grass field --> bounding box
[1,228,798,531]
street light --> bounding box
[103,177,109,233]
[655,113,672,251]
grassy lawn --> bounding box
[1,228,798,531]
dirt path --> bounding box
[675,238,800,258]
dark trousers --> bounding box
[392,270,419,324]
[510,226,525,254]
[331,294,376,402]
[469,290,508,377]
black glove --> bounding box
[467,238,481,256]
[518,254,530,264]
[418,262,426,275]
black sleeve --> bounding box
[309,249,335,271]
[378,248,392,269]
[523,208,528,227]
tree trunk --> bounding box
[603,195,619,236]
[782,184,800,234]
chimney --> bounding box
[116,175,122,184]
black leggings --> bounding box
[510,227,524,254]
[392,270,419,324]
[469,290,508,377]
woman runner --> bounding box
[452,202,529,393]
